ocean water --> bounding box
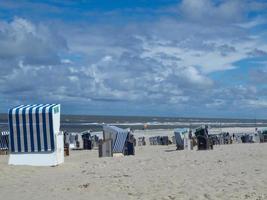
[1,114,267,133]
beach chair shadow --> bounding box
[164,149,177,153]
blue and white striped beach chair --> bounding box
[8,104,64,166]
[102,125,131,156]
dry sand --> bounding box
[1,129,267,200]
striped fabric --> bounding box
[103,125,129,153]
[174,132,183,147]
[0,131,9,150]
[8,104,60,153]
[113,130,128,153]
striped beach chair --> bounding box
[174,128,192,150]
[101,125,134,157]
[8,104,64,166]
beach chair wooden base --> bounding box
[64,146,69,156]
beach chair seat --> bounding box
[83,139,92,150]
[197,135,207,150]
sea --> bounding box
[1,114,267,133]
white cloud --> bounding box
[206,99,225,108]
[0,18,67,65]
[179,66,213,87]
[245,99,267,108]
[237,17,267,28]
[179,0,245,23]
[61,59,73,64]
[102,55,113,62]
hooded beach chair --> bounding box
[138,137,146,146]
[81,132,93,150]
[100,125,134,157]
[174,128,188,150]
[90,134,99,149]
[194,126,213,150]
[0,131,9,155]
[149,136,157,145]
[259,129,267,142]
[149,137,154,145]
[161,136,169,145]
[8,104,64,166]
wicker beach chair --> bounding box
[100,125,134,157]
[195,126,213,150]
[0,131,9,155]
[138,137,146,146]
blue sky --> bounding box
[0,0,267,118]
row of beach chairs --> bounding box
[149,136,169,145]
[2,103,267,167]
[64,131,99,150]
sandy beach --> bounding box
[1,128,267,200]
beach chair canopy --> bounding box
[174,128,189,146]
[195,126,209,137]
[8,104,60,153]
[103,125,129,153]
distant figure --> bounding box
[232,134,235,143]
[189,131,192,139]
[144,124,148,129]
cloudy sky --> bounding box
[0,0,267,118]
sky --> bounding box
[0,0,267,118]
